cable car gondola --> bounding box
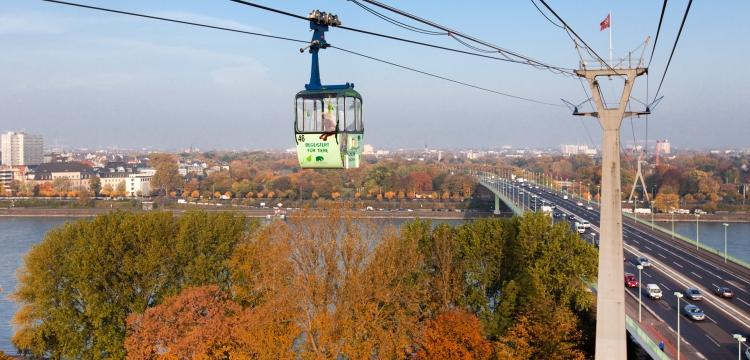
[294,10,363,169]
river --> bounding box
[0,216,467,354]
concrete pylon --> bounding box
[574,67,648,360]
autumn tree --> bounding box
[417,310,492,360]
[53,178,72,196]
[654,192,680,213]
[12,211,249,359]
[101,183,113,197]
[126,285,261,359]
[150,153,182,196]
[89,176,101,196]
[116,180,127,197]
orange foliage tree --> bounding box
[417,310,492,360]
[126,285,260,359]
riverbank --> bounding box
[0,207,494,220]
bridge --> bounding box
[471,169,750,360]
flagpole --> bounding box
[609,11,613,66]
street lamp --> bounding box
[695,214,701,250]
[734,334,746,360]
[671,209,675,239]
[674,291,684,360]
[637,264,644,322]
[724,223,730,264]
[650,201,655,230]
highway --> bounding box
[494,179,750,360]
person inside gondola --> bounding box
[319,102,337,140]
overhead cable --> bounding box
[43,0,308,44]
[653,0,693,101]
[42,0,564,107]
[354,0,575,75]
[537,0,618,73]
[228,0,575,75]
[648,0,669,67]
[331,46,566,107]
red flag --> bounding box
[600,14,610,31]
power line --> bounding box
[355,0,575,75]
[228,0,575,75]
[42,0,308,44]
[331,46,565,107]
[653,0,693,101]
[648,0,669,67]
[42,0,564,108]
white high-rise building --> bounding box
[1,132,43,166]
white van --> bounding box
[646,284,662,299]
[574,222,586,234]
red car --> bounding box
[624,273,639,288]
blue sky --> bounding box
[0,0,747,151]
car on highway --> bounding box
[579,220,591,229]
[685,287,703,301]
[577,202,584,206]
[567,214,576,221]
[646,284,662,299]
[712,285,734,299]
[563,195,568,199]
[637,256,651,267]
[553,212,564,218]
[586,205,594,210]
[682,304,705,321]
[575,222,587,234]
[624,273,638,288]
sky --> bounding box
[0,0,748,151]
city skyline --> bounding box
[1,1,748,150]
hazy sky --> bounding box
[1,0,748,151]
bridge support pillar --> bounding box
[494,194,501,215]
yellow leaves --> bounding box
[417,310,492,360]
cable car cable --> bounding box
[227,0,575,75]
[42,0,309,44]
[536,0,617,74]
[648,0,669,67]
[529,0,565,29]
[653,0,692,102]
[41,0,564,108]
[348,0,447,35]
[355,0,574,75]
[330,45,565,107]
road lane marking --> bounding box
[643,271,652,278]
[739,298,750,307]
[645,245,653,251]
[674,262,684,268]
[658,253,667,258]
[659,282,671,290]
[705,334,721,347]
[632,240,640,245]
[705,315,718,325]
[691,271,704,279]
[626,242,750,331]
